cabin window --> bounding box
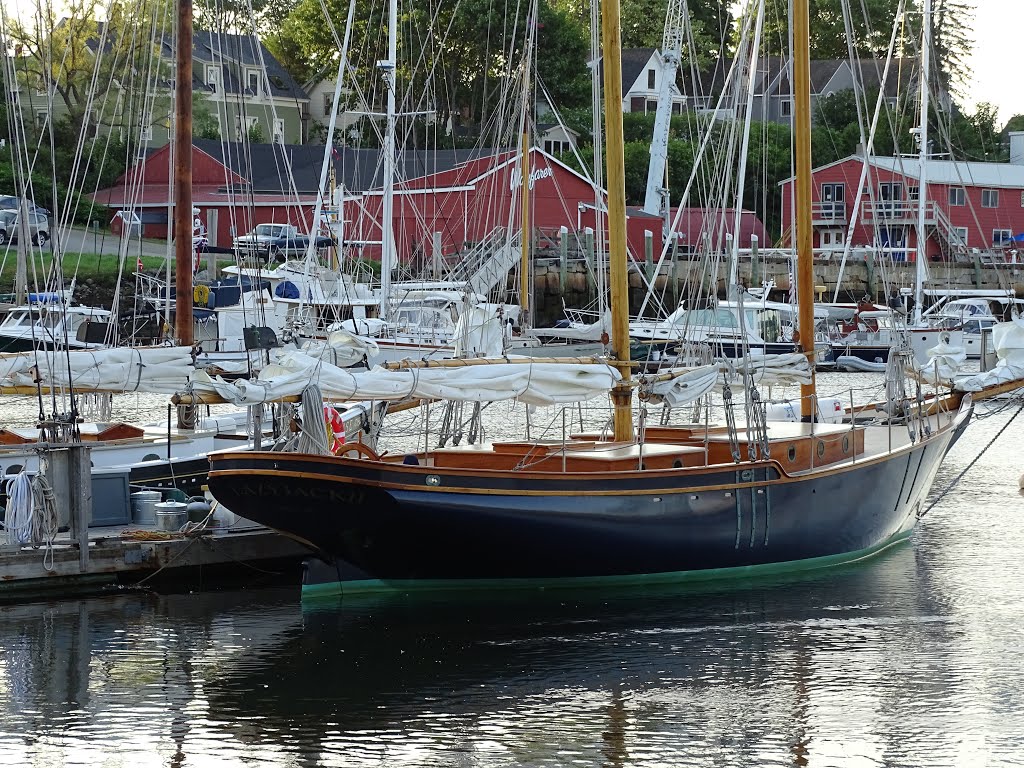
[647,69,656,89]
[949,187,966,206]
[993,229,1013,246]
[982,189,999,208]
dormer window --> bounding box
[647,69,655,89]
[206,65,219,92]
[247,70,260,96]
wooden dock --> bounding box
[0,522,312,600]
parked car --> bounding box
[0,195,51,216]
[233,223,335,262]
[0,210,51,246]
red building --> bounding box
[93,142,769,263]
[780,149,1024,261]
[92,143,317,245]
[344,147,768,263]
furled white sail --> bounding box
[917,336,967,385]
[189,351,620,406]
[0,347,194,393]
[648,353,814,408]
[955,318,1024,392]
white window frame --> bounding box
[909,185,920,201]
[953,226,968,246]
[206,65,219,92]
[647,69,656,90]
[273,117,285,142]
[246,69,261,97]
[949,187,966,206]
[981,189,999,208]
[993,228,1013,246]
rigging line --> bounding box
[921,401,1023,518]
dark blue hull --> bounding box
[207,409,968,594]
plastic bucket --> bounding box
[131,490,162,525]
[154,501,187,532]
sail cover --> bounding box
[954,318,1024,392]
[0,347,194,393]
[189,352,621,406]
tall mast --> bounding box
[173,0,193,344]
[793,0,817,419]
[519,127,531,326]
[378,0,398,320]
[913,0,931,326]
[601,0,634,441]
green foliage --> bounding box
[247,121,266,143]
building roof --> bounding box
[870,157,1024,189]
[192,139,500,194]
[779,154,1024,189]
[620,48,659,90]
[81,23,307,101]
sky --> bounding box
[4,0,1023,124]
[962,0,1024,121]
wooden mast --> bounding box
[600,0,634,442]
[173,0,194,345]
[519,128,531,325]
[792,0,817,419]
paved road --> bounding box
[56,226,172,258]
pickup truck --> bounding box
[233,223,336,262]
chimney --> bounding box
[1010,132,1024,165]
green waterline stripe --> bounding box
[300,530,913,601]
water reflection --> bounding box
[3,540,1021,768]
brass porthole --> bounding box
[817,440,825,458]
[788,446,796,462]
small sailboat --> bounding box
[206,0,977,597]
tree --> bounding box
[247,121,266,143]
[759,0,905,59]
[270,0,589,143]
[7,0,172,137]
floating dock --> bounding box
[0,520,311,600]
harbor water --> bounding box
[1,380,1022,766]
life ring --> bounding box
[193,284,210,306]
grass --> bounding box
[0,250,236,289]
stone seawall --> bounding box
[520,255,1024,325]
